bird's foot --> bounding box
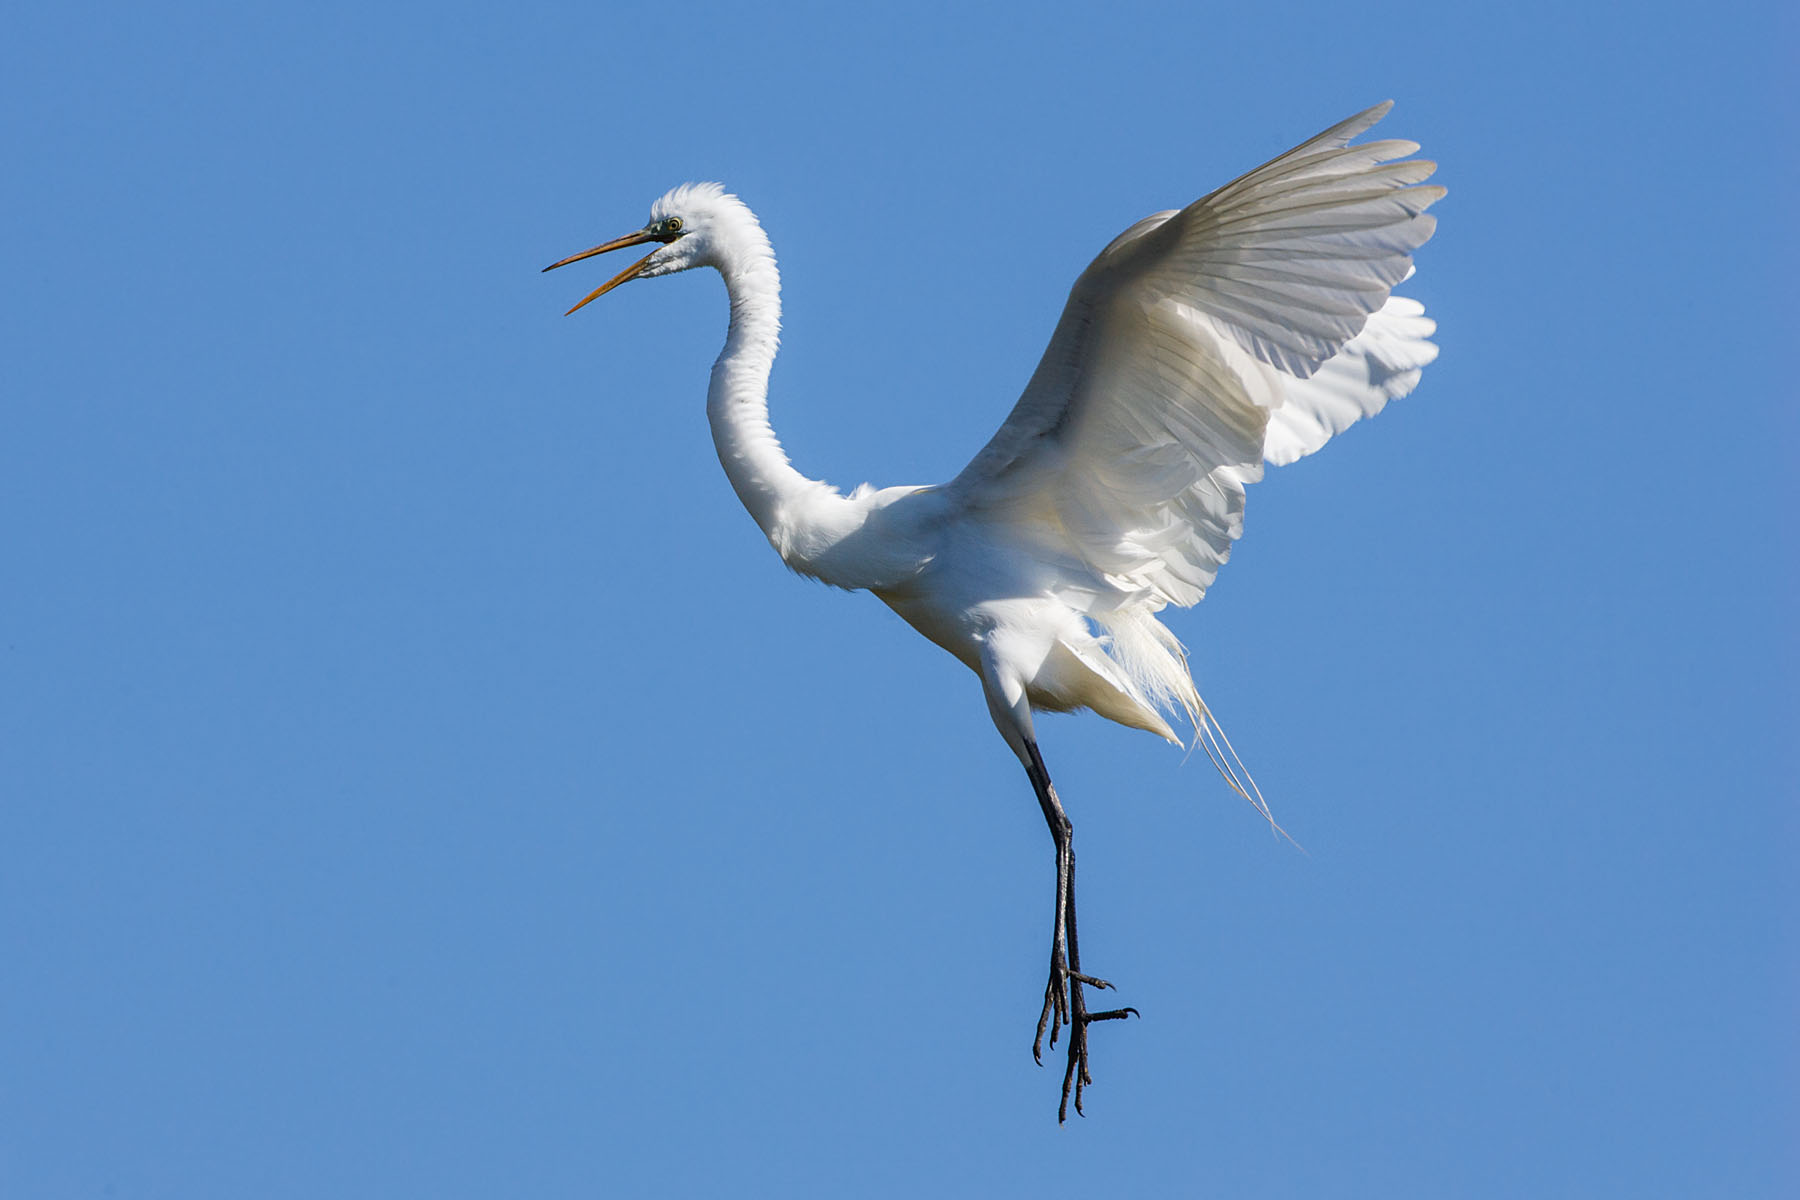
[1033,953,1138,1121]
[1059,986,1139,1122]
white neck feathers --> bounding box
[703,209,843,565]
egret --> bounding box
[545,102,1443,1120]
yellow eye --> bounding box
[666,217,683,233]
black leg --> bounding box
[1024,740,1138,1121]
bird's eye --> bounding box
[666,217,683,233]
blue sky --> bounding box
[3,1,1794,1195]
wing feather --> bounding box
[944,102,1442,610]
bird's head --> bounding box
[543,182,766,315]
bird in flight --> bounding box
[545,102,1443,1121]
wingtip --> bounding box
[1411,183,1449,212]
[1320,100,1398,149]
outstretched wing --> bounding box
[943,102,1444,609]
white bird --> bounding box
[545,102,1443,1120]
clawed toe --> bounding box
[1033,956,1138,1121]
[1057,980,1139,1121]
[1033,958,1070,1062]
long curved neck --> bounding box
[706,234,836,552]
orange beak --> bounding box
[542,229,662,315]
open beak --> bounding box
[542,229,661,315]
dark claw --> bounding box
[1034,952,1072,1063]
[1060,1050,1081,1121]
[1032,997,1053,1064]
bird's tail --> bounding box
[1191,701,1296,847]
[1100,607,1295,845]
